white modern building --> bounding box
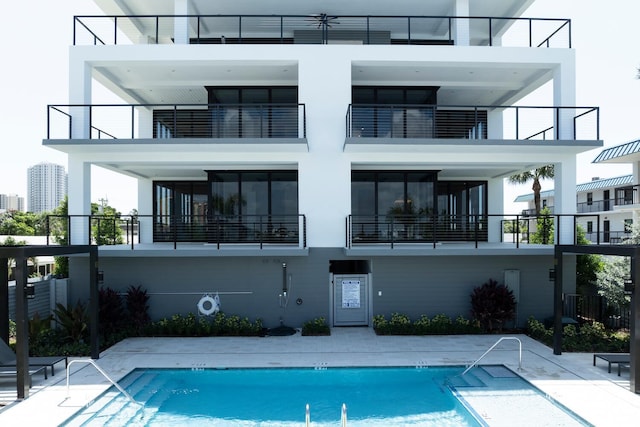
[515,174,639,244]
[42,0,602,328]
[0,194,25,213]
[27,162,67,214]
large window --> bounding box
[153,87,299,139]
[351,171,487,241]
[153,171,298,242]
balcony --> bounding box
[46,103,307,142]
[73,14,571,48]
[345,104,599,142]
[45,214,307,250]
[577,188,640,213]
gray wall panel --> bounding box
[69,250,561,329]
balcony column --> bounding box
[487,109,504,139]
[68,57,92,139]
[553,160,576,245]
[138,107,153,138]
[553,58,577,140]
[488,178,503,243]
[452,0,470,46]
[298,54,351,247]
[137,178,154,244]
[174,0,190,45]
[67,156,92,245]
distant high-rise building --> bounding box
[27,162,67,213]
[0,193,25,212]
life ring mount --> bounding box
[197,294,220,316]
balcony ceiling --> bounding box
[95,0,534,19]
[93,58,551,107]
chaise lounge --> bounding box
[0,339,67,377]
[593,353,631,374]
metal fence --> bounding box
[563,293,630,330]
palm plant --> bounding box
[508,165,554,215]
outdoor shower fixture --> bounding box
[271,262,296,336]
[279,262,290,308]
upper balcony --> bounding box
[345,104,600,146]
[46,103,307,147]
[73,14,571,48]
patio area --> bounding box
[0,328,638,426]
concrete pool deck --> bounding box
[0,328,638,426]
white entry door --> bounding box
[333,274,368,326]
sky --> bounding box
[1,0,639,214]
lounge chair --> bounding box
[0,339,67,377]
[593,353,630,374]
[0,365,48,386]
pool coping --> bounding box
[0,329,638,426]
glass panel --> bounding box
[351,172,377,240]
[271,171,298,216]
[243,172,269,216]
[211,173,240,216]
[351,172,376,215]
[155,183,173,227]
[407,172,434,217]
[192,182,208,226]
[270,171,298,238]
[378,173,404,239]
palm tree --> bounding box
[509,165,554,215]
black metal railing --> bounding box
[73,15,571,48]
[577,190,639,213]
[346,104,599,141]
[348,214,489,248]
[521,206,554,216]
[45,214,306,250]
[42,212,627,249]
[46,103,306,140]
[563,293,630,330]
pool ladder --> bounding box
[305,403,347,426]
[65,359,138,404]
[462,336,522,376]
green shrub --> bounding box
[53,301,89,343]
[144,312,263,337]
[302,317,330,336]
[373,313,481,335]
[526,316,629,352]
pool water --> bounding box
[62,366,590,426]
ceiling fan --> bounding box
[306,13,340,29]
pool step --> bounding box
[72,373,168,426]
[447,371,486,388]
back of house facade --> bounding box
[43,0,602,328]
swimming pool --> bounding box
[62,366,591,426]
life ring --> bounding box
[197,294,219,316]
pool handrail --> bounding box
[66,358,138,404]
[462,336,522,375]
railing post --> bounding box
[114,16,118,45]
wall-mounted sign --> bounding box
[342,280,361,308]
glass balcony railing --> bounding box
[73,14,571,48]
